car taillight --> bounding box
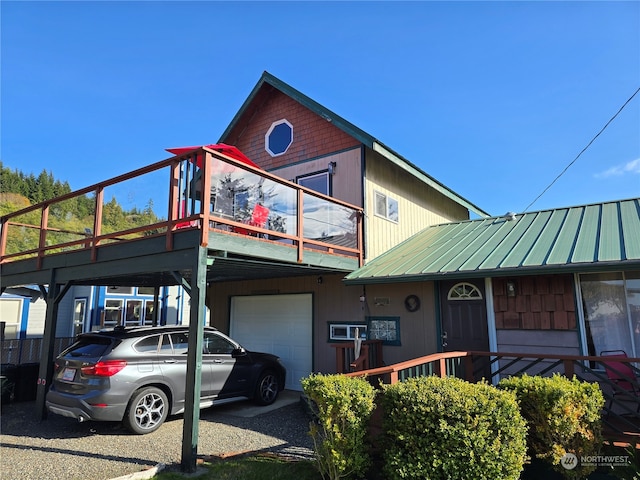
[81,360,127,377]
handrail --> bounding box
[0,147,364,268]
[331,340,384,373]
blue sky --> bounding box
[1,1,638,216]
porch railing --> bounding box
[346,350,640,445]
[331,340,384,373]
[0,147,363,268]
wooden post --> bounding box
[181,246,207,473]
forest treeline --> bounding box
[0,162,73,205]
[0,163,161,254]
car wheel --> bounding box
[254,370,279,406]
[123,386,168,435]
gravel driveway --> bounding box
[0,392,315,480]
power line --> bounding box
[523,87,640,213]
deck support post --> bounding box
[35,271,72,420]
[180,246,208,473]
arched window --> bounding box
[447,282,483,300]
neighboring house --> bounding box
[0,284,190,341]
[342,198,640,368]
[0,286,46,340]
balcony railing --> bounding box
[0,147,363,268]
[346,351,640,445]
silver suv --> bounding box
[46,325,286,434]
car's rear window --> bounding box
[64,337,113,358]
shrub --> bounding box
[301,373,376,480]
[499,373,604,479]
[381,376,528,480]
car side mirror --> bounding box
[232,347,247,357]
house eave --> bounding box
[343,260,640,285]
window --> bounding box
[144,301,155,326]
[135,335,161,353]
[298,171,330,196]
[125,300,144,326]
[265,119,293,157]
[103,299,123,327]
[203,332,236,354]
[329,323,367,341]
[581,271,640,358]
[73,299,87,336]
[374,191,398,222]
[137,287,155,296]
[367,316,401,346]
[448,283,483,300]
[169,332,189,354]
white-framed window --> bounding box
[374,191,398,223]
[448,283,483,300]
[124,299,144,326]
[144,301,155,326]
[73,299,87,336]
[103,299,123,327]
[265,119,293,157]
[329,322,367,341]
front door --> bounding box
[439,279,490,379]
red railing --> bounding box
[0,147,363,268]
[331,340,384,373]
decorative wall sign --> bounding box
[367,316,401,346]
[404,294,420,312]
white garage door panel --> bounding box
[230,294,312,391]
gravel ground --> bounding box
[0,394,315,480]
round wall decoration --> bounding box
[404,294,420,312]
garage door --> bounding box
[230,294,312,391]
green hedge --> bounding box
[499,374,604,479]
[301,373,376,480]
[381,376,528,480]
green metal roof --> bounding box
[344,198,640,285]
[219,71,490,218]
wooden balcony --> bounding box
[0,147,363,287]
[346,350,640,447]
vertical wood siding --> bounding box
[364,150,470,261]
